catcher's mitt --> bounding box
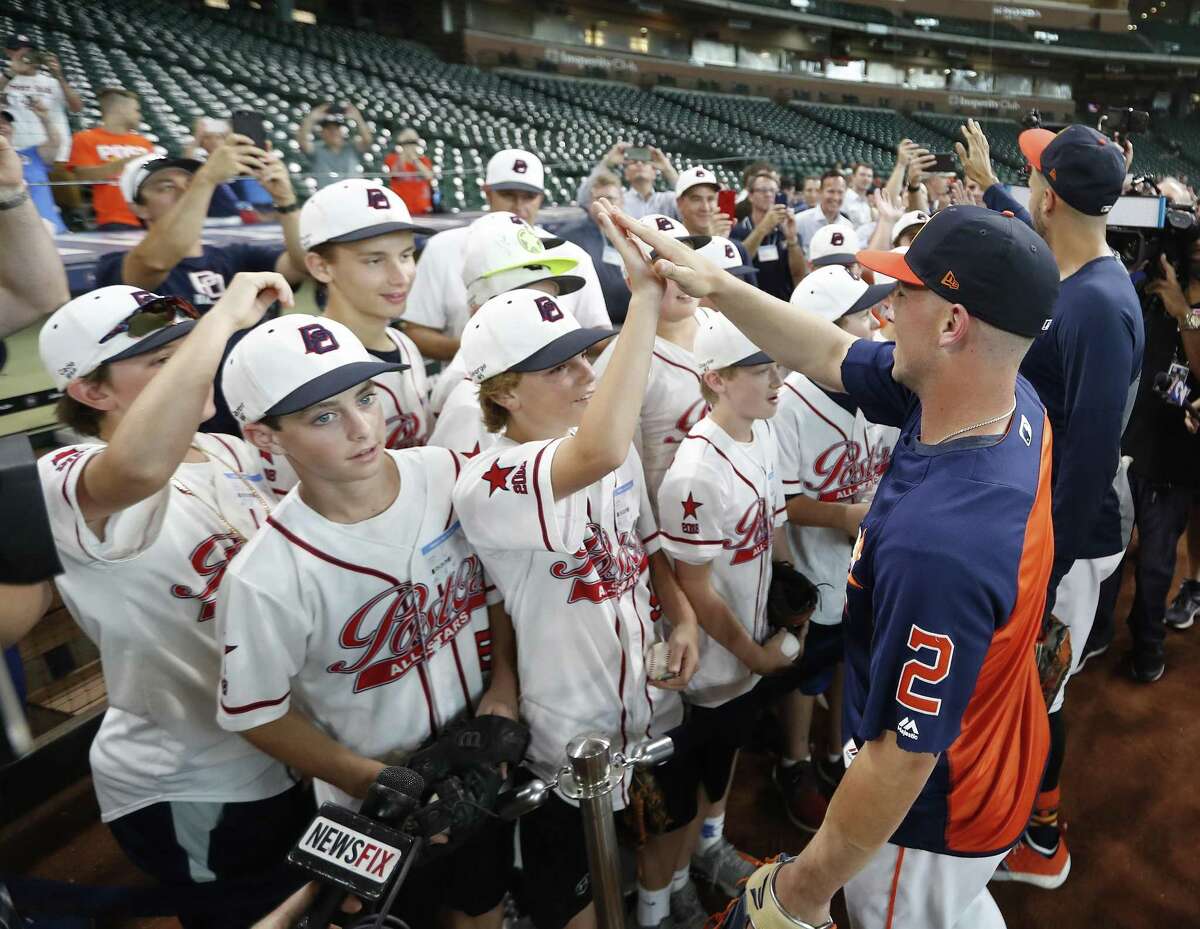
[767,561,819,631]
[1036,614,1072,709]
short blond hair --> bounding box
[700,366,739,406]
[478,371,523,433]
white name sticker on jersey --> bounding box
[297,816,402,884]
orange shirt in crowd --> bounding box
[68,128,155,228]
[384,152,433,215]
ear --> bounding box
[66,377,116,414]
[1041,184,1058,216]
[490,384,521,415]
[305,250,334,285]
[702,370,725,397]
[938,303,971,349]
[242,421,286,455]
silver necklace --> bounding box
[932,397,1017,445]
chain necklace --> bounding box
[932,397,1017,445]
[170,443,272,541]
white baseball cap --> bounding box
[695,235,756,278]
[119,153,202,205]
[221,314,408,425]
[623,213,710,273]
[485,149,545,194]
[891,210,931,246]
[39,286,199,389]
[462,212,585,307]
[674,166,720,199]
[808,223,859,268]
[460,289,613,384]
[790,265,896,323]
[300,179,434,250]
[694,312,772,374]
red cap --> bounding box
[855,249,923,286]
[1018,128,1056,172]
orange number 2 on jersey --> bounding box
[896,625,954,716]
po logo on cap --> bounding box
[534,295,563,323]
[830,231,845,247]
[131,290,159,307]
[299,323,340,354]
[512,159,527,174]
[724,244,735,259]
[365,188,390,211]
[655,217,675,232]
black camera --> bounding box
[1102,107,1150,137]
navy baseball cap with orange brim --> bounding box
[1018,124,1125,216]
[856,205,1059,338]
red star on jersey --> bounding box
[481,459,515,496]
[681,492,703,520]
[462,441,482,459]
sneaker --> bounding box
[691,837,761,899]
[1130,648,1165,683]
[1073,639,1109,674]
[772,760,829,833]
[1165,580,1200,630]
[669,879,708,929]
[991,829,1071,889]
[814,755,845,792]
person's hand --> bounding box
[605,140,631,168]
[1185,398,1200,434]
[311,102,330,118]
[0,136,26,190]
[871,186,904,224]
[41,53,62,78]
[1116,132,1134,174]
[650,621,700,691]
[28,96,49,118]
[607,203,728,300]
[210,272,295,330]
[783,208,798,244]
[649,146,671,171]
[1145,255,1192,321]
[592,197,664,300]
[754,631,798,675]
[955,119,1000,192]
[841,501,870,538]
[755,203,789,235]
[200,133,270,182]
[256,155,297,208]
[709,212,733,237]
[477,685,519,722]
[250,882,363,929]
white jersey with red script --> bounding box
[428,377,491,461]
[452,437,678,808]
[657,417,787,707]
[591,315,710,515]
[217,447,498,809]
[39,432,294,821]
[774,372,885,626]
[258,328,432,498]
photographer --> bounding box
[576,139,679,216]
[297,102,371,189]
[384,126,435,215]
[959,119,1144,889]
[1092,239,1200,684]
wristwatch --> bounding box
[274,201,302,214]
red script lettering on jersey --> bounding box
[171,533,245,622]
[551,523,648,604]
[328,556,487,692]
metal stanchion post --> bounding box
[564,734,624,929]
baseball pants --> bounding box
[1049,549,1124,713]
[844,843,1006,929]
